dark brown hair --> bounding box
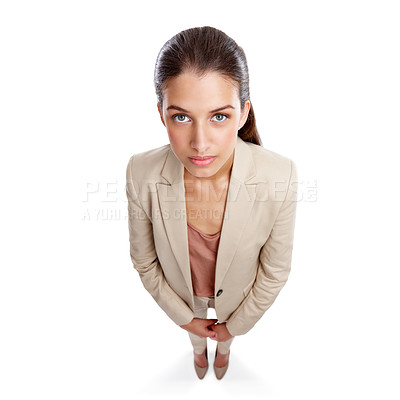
[154,26,263,146]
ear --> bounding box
[157,102,166,127]
[239,100,251,130]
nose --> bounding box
[190,121,210,153]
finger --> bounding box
[207,330,217,338]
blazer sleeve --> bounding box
[126,155,195,327]
[225,159,298,336]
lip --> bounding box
[189,156,216,167]
[189,156,215,160]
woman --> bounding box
[126,26,298,380]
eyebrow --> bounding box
[166,104,235,113]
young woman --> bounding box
[126,26,298,380]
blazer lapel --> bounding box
[156,136,260,298]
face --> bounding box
[157,70,250,183]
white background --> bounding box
[1,0,399,399]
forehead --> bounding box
[163,71,239,110]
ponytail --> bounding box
[238,103,262,146]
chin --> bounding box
[185,165,216,178]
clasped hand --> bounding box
[180,318,233,342]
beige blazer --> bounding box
[125,136,298,336]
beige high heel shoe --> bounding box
[194,347,208,379]
[214,347,230,380]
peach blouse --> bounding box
[187,220,221,297]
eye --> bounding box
[211,113,228,122]
[173,114,190,123]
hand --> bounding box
[209,322,234,342]
[180,318,219,339]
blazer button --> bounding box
[216,289,223,297]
